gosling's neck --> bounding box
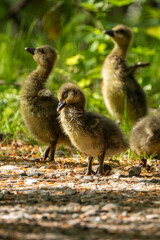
[109,43,129,58]
[36,64,53,77]
[21,64,53,97]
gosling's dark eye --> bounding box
[39,48,45,53]
[73,90,77,96]
[62,91,67,99]
[117,29,125,34]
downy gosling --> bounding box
[101,24,149,124]
[130,113,160,161]
[20,45,70,161]
[57,83,128,175]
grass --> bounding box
[0,18,160,146]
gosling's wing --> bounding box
[83,112,100,131]
[38,89,55,99]
[36,89,59,118]
[37,89,58,106]
[84,112,115,132]
[84,112,126,151]
[125,74,147,112]
[83,112,115,138]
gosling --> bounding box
[130,113,160,162]
[101,24,149,124]
[20,45,70,161]
[57,83,128,175]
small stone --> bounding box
[20,171,27,176]
[72,213,79,218]
[27,171,44,177]
[42,214,49,220]
[82,205,99,216]
[2,211,24,221]
[121,211,128,217]
[146,214,159,220]
[54,186,67,191]
[75,174,83,180]
[129,166,141,177]
[64,187,76,195]
[39,166,48,170]
[41,192,51,201]
[79,176,93,183]
[81,205,94,212]
[25,190,39,195]
[42,173,54,179]
[112,172,121,179]
[68,219,80,226]
[101,203,118,212]
[25,179,37,185]
[0,165,26,175]
[133,182,146,190]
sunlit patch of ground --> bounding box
[0,140,160,240]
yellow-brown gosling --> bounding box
[57,83,128,175]
[20,45,70,161]
[130,113,160,165]
[101,24,149,124]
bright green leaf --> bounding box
[66,54,85,65]
[145,25,160,40]
[98,43,107,53]
[78,78,92,88]
[108,0,135,6]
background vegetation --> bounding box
[0,0,160,142]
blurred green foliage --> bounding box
[0,0,160,140]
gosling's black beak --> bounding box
[57,101,66,112]
[25,47,35,55]
[103,30,114,37]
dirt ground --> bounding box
[0,141,160,240]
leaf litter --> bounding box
[0,140,160,240]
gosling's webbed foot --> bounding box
[87,169,96,175]
[96,167,103,176]
[48,154,55,162]
[96,152,105,176]
[28,145,55,162]
[96,164,112,175]
[47,141,57,162]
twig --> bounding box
[0,80,22,87]
[128,62,151,74]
